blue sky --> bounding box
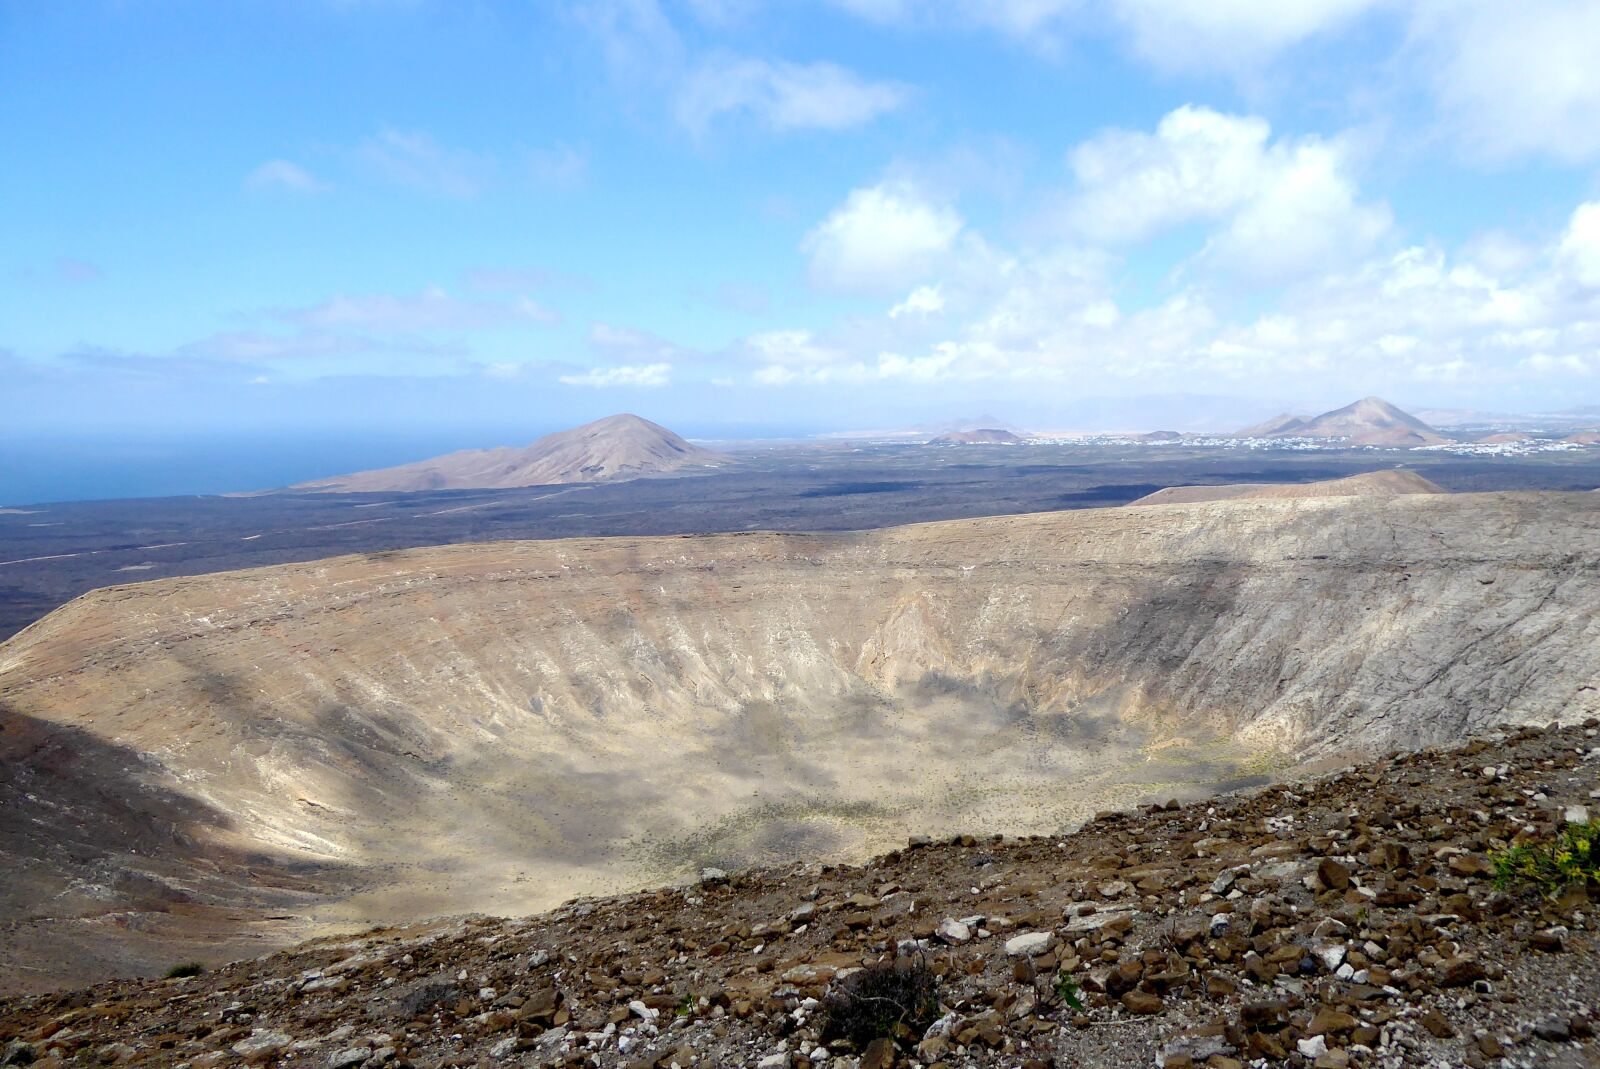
[4,0,1600,439]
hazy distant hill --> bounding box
[926,428,1024,445]
[1235,396,1449,446]
[1235,412,1310,437]
[289,414,725,493]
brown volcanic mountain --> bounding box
[1129,469,1445,506]
[1235,396,1450,446]
[289,413,725,493]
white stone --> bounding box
[1004,931,1055,957]
[233,1030,292,1063]
[1298,1035,1328,1058]
[936,918,971,945]
[1566,804,1590,825]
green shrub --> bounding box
[821,958,940,1048]
[164,961,204,979]
[1052,971,1084,1011]
[1492,819,1600,894]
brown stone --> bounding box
[1317,858,1351,891]
[1306,1007,1358,1036]
[1438,957,1486,987]
[1121,990,1164,1015]
[1418,1010,1454,1038]
[860,1037,896,1069]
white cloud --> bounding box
[1067,106,1389,279]
[580,0,906,137]
[827,0,1375,66]
[559,362,672,387]
[1415,0,1600,162]
[245,159,329,194]
[1558,202,1600,288]
[1204,139,1391,280]
[358,128,492,197]
[276,287,558,332]
[1068,107,1273,243]
[589,323,695,365]
[803,182,963,292]
[179,330,383,362]
[675,56,908,134]
[737,180,1600,402]
[827,0,1078,37]
[526,142,589,188]
[1112,0,1382,70]
[890,285,946,318]
[576,0,685,83]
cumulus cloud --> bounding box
[1066,106,1390,279]
[738,176,1600,402]
[1558,202,1600,289]
[559,362,672,387]
[245,159,329,194]
[803,182,963,293]
[675,56,908,135]
[890,285,945,318]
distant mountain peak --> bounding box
[288,414,725,493]
[1235,397,1447,446]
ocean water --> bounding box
[0,430,543,505]
[0,423,803,506]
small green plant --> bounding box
[1052,972,1084,1011]
[675,994,696,1018]
[164,962,204,979]
[821,957,940,1048]
[1492,819,1600,894]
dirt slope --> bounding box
[1128,470,1445,506]
[1,722,1595,1068]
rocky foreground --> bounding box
[4,722,1599,1069]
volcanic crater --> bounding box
[2,491,1598,991]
